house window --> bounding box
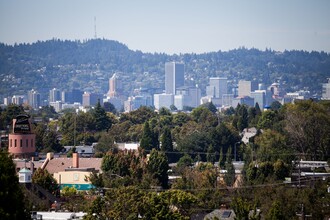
[20,139,22,147]
[14,139,17,147]
[26,139,29,147]
[10,139,12,147]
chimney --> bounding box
[72,153,79,168]
[30,161,35,174]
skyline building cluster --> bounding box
[2,62,328,113]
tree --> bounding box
[231,197,251,220]
[177,154,194,169]
[201,102,217,114]
[285,100,330,160]
[237,105,248,131]
[160,126,173,152]
[266,200,285,220]
[0,104,25,130]
[103,101,117,114]
[224,148,236,186]
[147,149,169,189]
[32,168,59,194]
[92,100,112,131]
[270,101,282,111]
[206,144,216,164]
[95,132,117,154]
[42,128,62,152]
[0,151,30,219]
[140,121,154,152]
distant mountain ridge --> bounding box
[0,39,329,100]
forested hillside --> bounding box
[1,39,330,99]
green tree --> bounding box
[0,151,30,219]
[160,126,173,152]
[237,105,249,131]
[42,128,62,152]
[231,197,251,220]
[270,101,282,111]
[147,149,169,189]
[224,148,235,186]
[206,144,216,164]
[95,132,117,154]
[266,200,285,220]
[285,100,330,160]
[32,168,59,194]
[103,101,117,114]
[140,121,154,152]
[0,104,25,130]
[92,101,111,131]
[177,154,194,170]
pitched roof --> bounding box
[45,157,102,174]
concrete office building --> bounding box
[232,96,254,108]
[82,92,103,107]
[238,80,258,97]
[27,89,41,109]
[49,88,61,103]
[12,95,24,105]
[206,77,228,99]
[175,86,201,109]
[250,90,266,110]
[322,78,330,100]
[165,62,185,95]
[154,93,174,110]
[206,77,228,107]
[108,73,123,98]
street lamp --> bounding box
[234,142,241,161]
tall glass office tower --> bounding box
[165,62,184,95]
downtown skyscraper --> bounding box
[165,62,184,95]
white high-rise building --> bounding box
[206,77,228,99]
[250,90,266,110]
[322,78,330,100]
[165,62,184,95]
[238,80,258,97]
[49,88,61,103]
[175,86,201,110]
[27,89,41,109]
[154,94,174,110]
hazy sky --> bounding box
[0,0,329,54]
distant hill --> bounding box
[1,39,329,100]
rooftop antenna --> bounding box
[94,16,97,39]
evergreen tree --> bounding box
[140,121,154,152]
[0,151,30,219]
[224,147,236,186]
[160,126,173,152]
[255,102,262,116]
[218,148,225,169]
[237,105,249,131]
[206,144,216,164]
[147,149,169,189]
[92,100,111,131]
[32,168,59,194]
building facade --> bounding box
[8,114,36,158]
[27,89,41,109]
[165,62,184,95]
[322,78,330,100]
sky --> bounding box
[0,0,329,54]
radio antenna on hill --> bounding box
[94,16,97,39]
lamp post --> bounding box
[234,142,241,161]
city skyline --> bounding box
[0,0,330,54]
